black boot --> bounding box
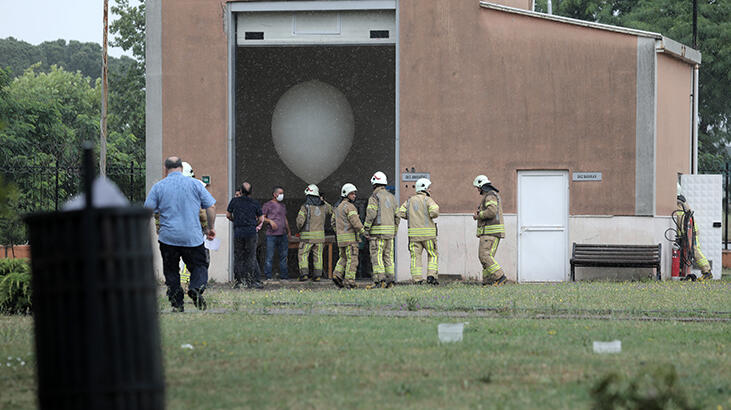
[167,287,184,309]
[492,275,508,286]
[332,275,344,288]
[187,288,207,311]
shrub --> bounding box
[0,258,32,314]
[0,258,30,276]
[591,363,697,410]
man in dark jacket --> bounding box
[227,182,264,289]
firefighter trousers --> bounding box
[479,235,505,283]
[369,238,394,282]
[298,242,324,278]
[408,239,438,281]
[693,244,711,273]
[334,243,359,281]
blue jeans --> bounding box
[264,235,289,279]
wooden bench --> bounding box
[570,243,662,281]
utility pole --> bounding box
[100,0,109,176]
[692,0,698,49]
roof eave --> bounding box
[479,1,701,65]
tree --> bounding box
[109,0,147,166]
[110,0,146,64]
[0,37,136,83]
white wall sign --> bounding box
[572,172,602,181]
[402,172,430,182]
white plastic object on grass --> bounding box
[593,340,621,354]
[180,344,194,350]
[438,323,465,343]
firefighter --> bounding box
[332,183,366,288]
[364,171,399,288]
[177,162,210,288]
[397,178,439,285]
[675,194,713,281]
[296,184,333,282]
[473,175,509,286]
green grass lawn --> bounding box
[1,282,730,409]
[201,280,731,319]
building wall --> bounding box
[149,1,696,282]
[490,0,533,10]
[160,0,230,206]
[399,0,638,215]
[656,54,692,216]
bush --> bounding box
[591,363,697,410]
[0,258,30,276]
[0,258,32,314]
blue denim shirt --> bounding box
[144,172,216,247]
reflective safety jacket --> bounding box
[364,186,399,239]
[674,203,700,237]
[333,199,365,246]
[296,197,333,244]
[397,192,439,241]
[476,190,504,238]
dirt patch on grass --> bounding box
[163,306,731,323]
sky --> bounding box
[0,0,142,58]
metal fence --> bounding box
[1,161,145,213]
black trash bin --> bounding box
[24,147,164,409]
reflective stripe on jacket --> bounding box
[364,186,399,238]
[334,200,364,246]
[397,192,439,241]
[476,191,504,238]
[296,200,333,243]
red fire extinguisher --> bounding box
[671,246,681,277]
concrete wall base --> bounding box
[395,214,674,282]
[150,215,675,284]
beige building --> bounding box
[146,0,701,282]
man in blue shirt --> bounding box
[226,181,264,289]
[144,156,216,311]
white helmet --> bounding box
[341,183,357,197]
[370,171,388,186]
[182,162,195,177]
[473,174,490,188]
[304,184,320,197]
[415,178,431,192]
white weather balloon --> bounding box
[271,80,354,184]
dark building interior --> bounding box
[235,45,396,277]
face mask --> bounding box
[276,194,284,202]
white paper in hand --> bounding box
[204,237,220,251]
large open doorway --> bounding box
[232,7,397,279]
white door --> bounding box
[680,174,723,279]
[518,171,569,282]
